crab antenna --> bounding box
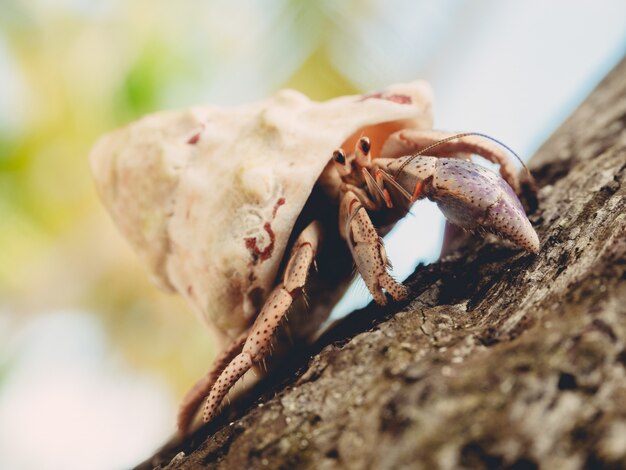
[392,132,531,180]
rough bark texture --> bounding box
[139,57,626,470]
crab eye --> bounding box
[358,137,371,155]
[333,149,346,165]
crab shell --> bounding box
[90,81,433,337]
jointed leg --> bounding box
[200,220,322,423]
[340,190,407,305]
[177,329,249,434]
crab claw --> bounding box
[426,159,540,253]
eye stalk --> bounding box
[358,137,370,155]
[333,149,346,165]
[333,148,353,177]
[355,137,372,167]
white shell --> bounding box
[90,81,433,336]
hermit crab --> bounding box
[89,80,539,434]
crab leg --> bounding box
[380,129,522,194]
[200,220,322,424]
[340,190,407,304]
[177,329,249,434]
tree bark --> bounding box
[139,57,626,470]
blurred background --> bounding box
[0,1,624,468]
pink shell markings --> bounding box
[360,92,413,104]
[244,197,286,263]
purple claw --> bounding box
[427,159,539,253]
